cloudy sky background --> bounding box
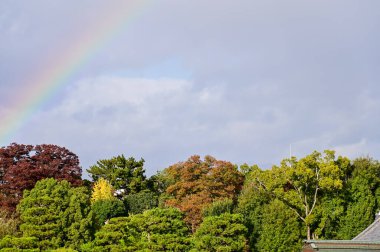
[1,0,380,177]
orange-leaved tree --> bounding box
[164,155,244,232]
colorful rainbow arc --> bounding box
[0,1,152,146]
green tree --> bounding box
[87,155,147,198]
[256,199,303,252]
[312,193,345,239]
[123,191,158,214]
[236,165,270,250]
[124,207,191,251]
[92,199,125,229]
[91,208,191,251]
[202,198,234,218]
[192,213,248,252]
[337,157,380,239]
[250,150,350,240]
[89,217,129,251]
[0,235,39,251]
[17,178,94,250]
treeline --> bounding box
[1,143,380,251]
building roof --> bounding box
[303,216,380,251]
[303,240,380,252]
[353,217,380,241]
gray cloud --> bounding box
[1,0,380,176]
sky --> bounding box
[1,0,380,178]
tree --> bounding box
[90,208,191,251]
[164,155,244,231]
[17,178,94,250]
[87,155,147,198]
[0,143,82,211]
[91,178,115,203]
[90,177,126,228]
[312,193,345,239]
[250,150,350,240]
[236,174,269,250]
[0,235,39,251]
[123,207,191,251]
[202,198,234,218]
[92,199,125,229]
[192,213,248,252]
[123,191,158,214]
[85,217,129,252]
[0,210,19,239]
[256,199,303,252]
[337,157,380,239]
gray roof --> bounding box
[303,240,380,251]
[353,217,380,241]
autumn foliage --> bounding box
[0,143,82,211]
[91,178,115,203]
[164,155,244,231]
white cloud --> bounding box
[58,76,191,115]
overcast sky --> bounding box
[1,0,380,177]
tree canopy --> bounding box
[87,155,147,198]
[2,143,380,251]
[192,213,248,252]
[90,207,191,251]
[17,178,94,250]
[0,143,82,211]
[163,155,244,231]
[249,150,350,240]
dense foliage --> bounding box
[88,208,191,251]
[2,143,380,251]
[0,210,19,239]
[192,213,248,251]
[0,143,82,211]
[163,155,244,231]
[87,155,147,198]
[17,178,94,250]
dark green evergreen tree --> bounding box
[256,199,303,252]
[192,213,248,252]
[17,178,94,250]
[0,235,39,251]
[123,191,158,214]
[91,199,125,229]
[337,157,380,239]
[89,208,191,251]
[87,155,147,198]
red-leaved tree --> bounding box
[0,143,82,211]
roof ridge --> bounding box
[353,217,380,241]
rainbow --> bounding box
[0,0,152,146]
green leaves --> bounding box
[92,199,125,229]
[256,200,303,252]
[247,150,350,240]
[0,236,39,251]
[87,155,147,198]
[123,191,158,215]
[91,208,191,252]
[192,213,248,252]
[17,178,94,250]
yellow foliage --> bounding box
[91,178,115,203]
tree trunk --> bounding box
[307,225,311,240]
